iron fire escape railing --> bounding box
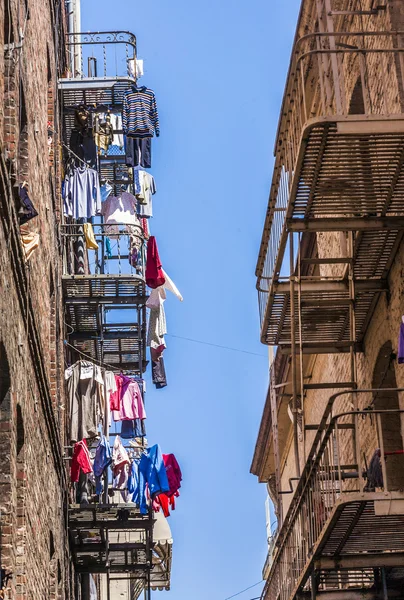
[264,393,404,600]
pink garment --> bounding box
[163,454,182,497]
[112,376,146,422]
[110,374,123,411]
[101,192,140,227]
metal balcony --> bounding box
[62,224,148,371]
[59,31,139,194]
[69,504,152,574]
[263,393,404,600]
[256,30,404,346]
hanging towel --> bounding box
[20,227,40,261]
[83,223,99,250]
[145,236,165,288]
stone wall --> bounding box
[0,0,72,598]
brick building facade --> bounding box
[0,0,72,598]
[252,2,404,599]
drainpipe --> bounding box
[66,0,81,75]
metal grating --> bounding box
[69,504,152,573]
[60,79,133,110]
[264,287,382,348]
[322,501,404,556]
[63,275,147,302]
[289,118,404,221]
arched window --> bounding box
[349,76,366,115]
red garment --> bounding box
[141,218,149,239]
[71,439,92,482]
[155,492,178,517]
[110,374,123,412]
[145,236,165,289]
[163,454,182,497]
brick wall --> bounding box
[273,0,404,518]
[0,0,72,598]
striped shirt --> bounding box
[122,86,160,138]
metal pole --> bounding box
[381,567,388,600]
[311,572,317,600]
[290,232,300,478]
[348,231,362,488]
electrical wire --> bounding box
[223,581,264,600]
[165,334,267,358]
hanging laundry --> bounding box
[145,236,165,288]
[100,182,113,202]
[18,184,38,225]
[94,113,114,154]
[147,270,183,308]
[163,454,182,497]
[136,171,156,218]
[93,434,112,494]
[20,226,40,262]
[121,419,146,439]
[125,136,152,168]
[71,439,93,483]
[103,371,118,433]
[83,222,99,250]
[105,236,113,259]
[154,492,178,518]
[65,361,105,442]
[100,192,141,234]
[162,269,183,301]
[128,58,144,80]
[110,113,124,148]
[138,444,170,514]
[152,355,167,389]
[63,167,102,219]
[112,375,146,422]
[398,317,404,363]
[127,458,140,505]
[69,107,97,168]
[109,374,123,412]
[140,217,149,239]
[147,296,167,359]
[128,225,144,273]
[112,436,130,499]
[69,129,97,169]
[122,86,160,138]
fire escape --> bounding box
[256,1,404,599]
[59,32,171,599]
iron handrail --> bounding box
[66,31,136,50]
[264,390,404,600]
[255,31,404,333]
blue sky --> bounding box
[80,1,300,599]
